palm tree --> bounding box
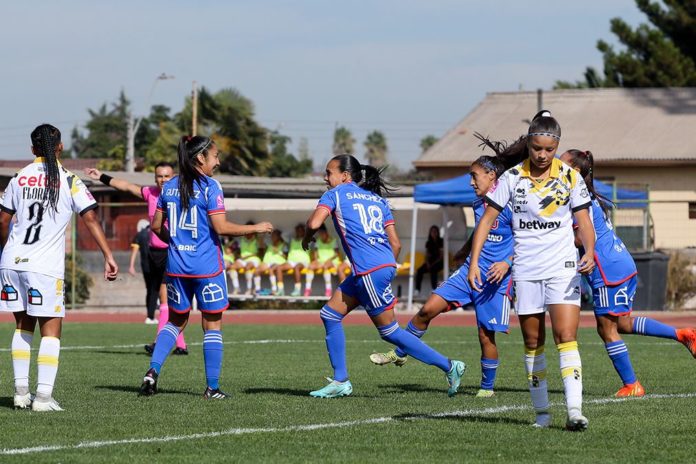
[364,130,388,168]
[419,135,439,154]
[332,126,356,155]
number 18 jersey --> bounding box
[317,182,395,275]
[0,158,97,279]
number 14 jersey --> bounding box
[0,158,97,279]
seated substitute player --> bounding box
[287,224,313,296]
[0,124,118,411]
[302,154,466,398]
[228,223,264,295]
[140,135,273,398]
[370,155,513,398]
[560,149,696,397]
[253,229,287,295]
[308,224,342,297]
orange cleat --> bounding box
[615,381,645,398]
[676,328,696,358]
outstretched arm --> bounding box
[209,214,273,237]
[84,168,144,199]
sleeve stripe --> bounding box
[484,197,504,212]
[317,204,332,213]
[384,220,395,226]
[156,207,165,213]
[208,209,226,216]
[79,203,99,216]
[571,202,591,213]
[0,205,16,215]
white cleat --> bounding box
[13,392,34,409]
[566,413,589,432]
[31,397,64,412]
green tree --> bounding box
[332,126,356,155]
[556,0,696,88]
[364,130,388,168]
[71,90,130,159]
[419,135,439,153]
[265,131,313,177]
[144,120,180,168]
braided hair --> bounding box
[177,135,213,212]
[330,154,395,197]
[30,124,61,212]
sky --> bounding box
[0,0,646,170]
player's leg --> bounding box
[474,292,510,397]
[244,262,256,295]
[143,271,158,322]
[291,263,304,296]
[33,316,63,411]
[195,272,229,399]
[304,262,314,297]
[322,262,334,297]
[12,311,36,409]
[228,260,241,295]
[276,264,291,295]
[253,263,267,295]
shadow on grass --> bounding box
[93,350,151,356]
[393,411,531,427]
[0,397,16,409]
[243,387,314,397]
[95,385,200,397]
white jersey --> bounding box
[485,157,591,281]
[0,158,97,279]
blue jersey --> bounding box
[587,197,637,287]
[157,175,227,278]
[317,183,396,275]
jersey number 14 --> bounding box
[167,202,198,239]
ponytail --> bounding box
[562,149,613,217]
[330,154,395,197]
[177,135,213,212]
[30,124,61,212]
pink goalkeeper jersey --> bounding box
[141,185,168,249]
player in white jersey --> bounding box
[468,111,596,431]
[0,124,118,411]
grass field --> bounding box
[0,321,694,463]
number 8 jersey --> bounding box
[0,158,97,279]
[317,182,396,275]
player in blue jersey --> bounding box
[370,155,513,398]
[560,149,696,397]
[302,154,466,398]
[139,136,273,399]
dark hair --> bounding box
[177,135,214,212]
[527,110,561,140]
[330,154,395,197]
[155,161,176,171]
[562,149,613,217]
[30,124,61,212]
[471,155,505,179]
[426,225,442,248]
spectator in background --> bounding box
[415,225,444,295]
[129,219,157,323]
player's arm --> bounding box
[487,255,513,284]
[80,210,118,281]
[209,214,273,237]
[0,210,12,248]
[574,208,595,275]
[303,207,330,251]
[151,209,170,243]
[467,206,501,292]
[385,224,401,261]
[84,168,144,199]
[128,242,139,276]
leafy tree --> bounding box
[332,126,356,155]
[71,90,130,159]
[65,253,93,305]
[144,120,180,169]
[265,132,313,177]
[419,135,439,153]
[364,130,388,168]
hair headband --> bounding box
[474,158,498,172]
[190,138,213,157]
[527,131,560,140]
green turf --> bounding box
[0,321,694,463]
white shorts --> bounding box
[514,274,581,316]
[235,257,260,267]
[287,260,310,268]
[0,269,65,318]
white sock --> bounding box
[323,271,332,290]
[270,274,277,291]
[12,329,33,395]
[254,276,261,290]
[305,271,314,290]
[245,272,253,289]
[229,270,239,290]
[524,346,549,415]
[37,336,61,400]
[558,341,583,417]
[294,282,301,291]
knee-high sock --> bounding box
[305,271,315,290]
[203,330,224,389]
[150,323,179,374]
[558,341,583,416]
[36,336,60,399]
[395,321,426,358]
[156,303,169,335]
[269,274,277,292]
[323,271,332,290]
[633,317,677,340]
[524,346,549,414]
[378,321,449,372]
[229,270,239,291]
[245,272,253,290]
[11,329,33,395]
[254,276,261,291]
[605,340,637,385]
[175,326,187,349]
[320,305,348,382]
[480,357,499,390]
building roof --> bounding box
[414,88,696,168]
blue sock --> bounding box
[633,317,677,340]
[150,323,179,374]
[320,305,348,382]
[605,340,637,385]
[377,321,450,372]
[395,321,426,358]
[203,330,224,390]
[480,358,499,390]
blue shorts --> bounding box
[166,272,229,314]
[592,275,637,316]
[433,265,511,333]
[339,266,396,317]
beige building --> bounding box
[414,88,696,249]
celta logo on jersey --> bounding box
[518,219,561,230]
[17,174,58,187]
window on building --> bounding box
[690,202,696,220]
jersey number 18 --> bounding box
[352,203,384,234]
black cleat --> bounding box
[139,368,159,396]
[144,343,155,355]
[173,347,189,356]
[203,387,229,400]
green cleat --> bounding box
[475,389,495,398]
[446,360,466,397]
[369,349,407,367]
[309,378,353,398]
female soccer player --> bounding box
[560,149,696,397]
[370,155,513,398]
[468,111,596,431]
[0,124,118,411]
[302,154,466,398]
[139,135,272,398]
[228,223,264,295]
[254,229,287,295]
[309,224,342,297]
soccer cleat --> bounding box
[139,368,159,396]
[565,413,589,432]
[173,347,189,356]
[203,387,229,400]
[290,288,302,297]
[144,317,158,325]
[31,397,63,412]
[304,288,312,297]
[532,412,551,428]
[244,289,252,296]
[475,389,495,398]
[144,343,155,355]
[446,360,466,397]
[369,349,408,367]
[13,392,34,409]
[309,378,353,398]
[676,328,696,358]
[615,381,645,398]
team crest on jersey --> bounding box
[202,283,225,303]
[28,288,43,306]
[167,283,181,304]
[1,284,18,301]
[216,195,224,208]
[614,286,630,306]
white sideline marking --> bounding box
[2,393,695,456]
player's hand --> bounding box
[577,252,595,275]
[83,168,102,180]
[302,236,315,251]
[255,222,273,234]
[486,261,509,284]
[104,256,118,281]
[467,262,483,292]
[128,265,136,276]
